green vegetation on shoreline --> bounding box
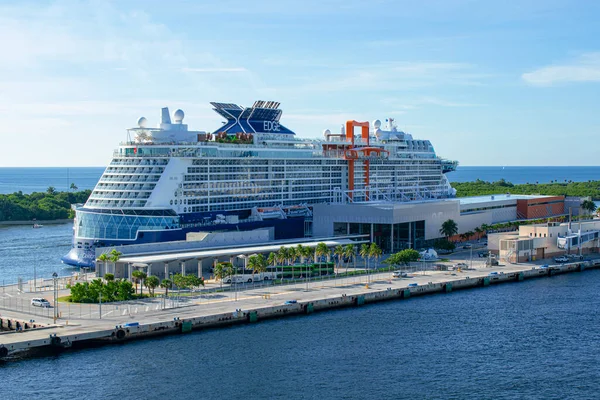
[0,188,91,222]
[452,179,600,200]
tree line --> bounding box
[452,179,600,200]
[0,187,91,222]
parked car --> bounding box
[392,271,408,278]
[453,262,468,269]
[478,252,489,258]
[462,244,472,249]
[284,300,297,305]
[31,298,51,308]
[554,256,569,263]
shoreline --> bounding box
[0,219,72,226]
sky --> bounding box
[0,0,599,167]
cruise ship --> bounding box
[62,101,458,267]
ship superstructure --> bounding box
[62,101,457,267]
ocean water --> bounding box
[0,223,75,285]
[0,167,104,194]
[1,166,600,195]
[450,166,600,184]
[2,269,600,399]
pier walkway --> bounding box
[1,259,597,360]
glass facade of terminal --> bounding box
[335,221,425,253]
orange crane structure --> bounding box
[344,120,389,201]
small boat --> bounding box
[33,224,43,228]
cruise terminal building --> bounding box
[99,193,569,280]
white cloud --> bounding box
[522,53,600,86]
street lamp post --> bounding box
[52,272,58,323]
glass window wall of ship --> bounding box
[76,211,179,240]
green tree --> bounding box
[369,243,382,271]
[581,199,596,214]
[145,275,159,296]
[214,262,225,287]
[439,219,458,239]
[360,243,371,275]
[276,247,288,281]
[116,279,134,301]
[70,183,78,191]
[160,279,173,297]
[131,270,144,295]
[46,186,56,195]
[109,249,122,275]
[247,254,267,280]
[267,252,277,272]
[104,273,115,282]
[287,247,298,279]
[315,242,330,264]
[384,249,420,268]
[333,245,344,274]
[97,253,109,276]
[343,244,355,273]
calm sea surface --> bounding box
[2,166,600,194]
[3,270,600,400]
[2,167,600,398]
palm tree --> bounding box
[248,255,260,281]
[343,244,355,274]
[299,245,312,280]
[145,275,159,296]
[480,224,490,235]
[369,243,382,271]
[69,183,78,191]
[439,219,458,239]
[581,199,596,215]
[360,243,370,275]
[287,247,298,280]
[276,247,287,281]
[160,279,172,297]
[224,263,235,282]
[474,226,483,239]
[267,252,277,280]
[138,271,148,296]
[315,242,330,274]
[109,249,122,276]
[97,253,109,277]
[333,245,344,274]
[131,270,143,295]
[247,254,267,281]
[214,263,225,288]
[296,245,306,278]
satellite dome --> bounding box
[173,109,185,123]
[323,129,331,137]
[137,117,148,128]
[373,119,381,129]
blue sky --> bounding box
[1,0,599,167]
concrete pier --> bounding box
[1,259,598,360]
